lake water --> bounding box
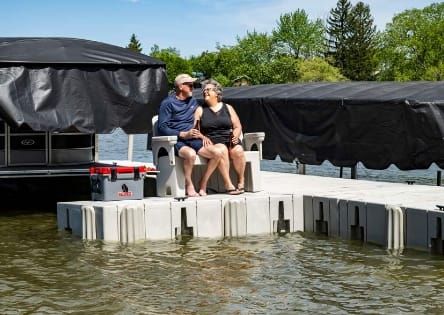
[1,130,444,314]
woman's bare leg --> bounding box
[230,145,246,190]
[197,145,223,196]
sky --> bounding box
[0,0,439,58]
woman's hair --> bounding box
[202,78,223,101]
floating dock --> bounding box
[57,171,444,253]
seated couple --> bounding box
[157,74,246,196]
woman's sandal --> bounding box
[226,188,241,195]
[237,185,245,194]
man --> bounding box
[158,74,236,196]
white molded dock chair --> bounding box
[151,115,265,197]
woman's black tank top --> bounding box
[200,103,232,145]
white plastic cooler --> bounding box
[90,165,146,201]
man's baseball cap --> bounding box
[174,74,197,86]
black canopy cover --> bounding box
[0,37,168,133]
[217,82,444,170]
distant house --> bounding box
[233,75,252,86]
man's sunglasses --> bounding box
[182,82,194,88]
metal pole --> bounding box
[94,134,99,162]
[437,170,442,186]
[295,160,306,175]
[127,134,134,161]
[351,165,357,179]
[339,167,343,178]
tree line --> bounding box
[126,0,444,88]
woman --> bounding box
[195,79,246,193]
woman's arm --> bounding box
[227,104,242,138]
[194,106,203,130]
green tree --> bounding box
[188,51,219,80]
[378,2,444,81]
[150,45,191,89]
[269,55,300,83]
[272,10,325,59]
[231,31,275,84]
[326,0,377,80]
[127,33,142,53]
[297,58,348,82]
[215,45,243,83]
[150,44,181,56]
[326,0,352,70]
[345,2,377,80]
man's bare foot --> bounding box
[186,186,199,197]
[198,189,207,196]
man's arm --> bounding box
[157,102,180,137]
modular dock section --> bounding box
[57,171,444,253]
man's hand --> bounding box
[180,128,200,139]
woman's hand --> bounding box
[230,131,240,145]
[202,136,213,147]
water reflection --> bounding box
[2,213,444,313]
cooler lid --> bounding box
[90,165,147,175]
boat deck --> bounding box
[0,160,156,178]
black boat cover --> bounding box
[217,82,444,170]
[0,37,168,133]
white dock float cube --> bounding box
[270,195,294,233]
[385,205,404,251]
[57,203,70,230]
[338,199,348,238]
[223,198,247,237]
[57,201,93,232]
[58,200,146,242]
[245,195,270,235]
[195,199,224,238]
[427,209,444,254]
[303,195,314,232]
[328,198,340,237]
[58,202,119,240]
[57,201,103,240]
[118,202,146,242]
[293,194,304,232]
[405,207,428,250]
[347,200,367,241]
[143,199,172,240]
[365,203,388,246]
[312,196,332,235]
[93,204,116,241]
[91,200,145,242]
[303,195,339,236]
[171,199,197,239]
[81,206,96,240]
